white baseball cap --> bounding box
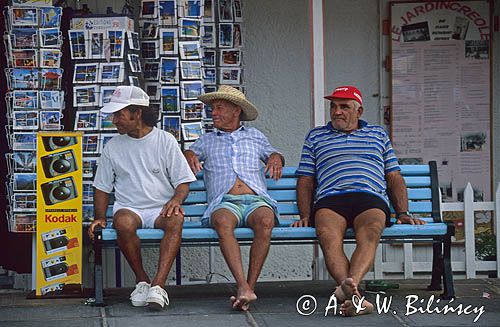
[100,85,150,113]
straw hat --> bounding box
[198,85,258,121]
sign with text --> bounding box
[390,0,491,202]
[36,132,83,296]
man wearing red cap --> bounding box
[294,86,425,316]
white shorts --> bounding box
[112,203,163,229]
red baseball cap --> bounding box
[324,86,363,105]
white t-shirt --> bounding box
[93,127,196,209]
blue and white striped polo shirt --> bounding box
[296,120,400,205]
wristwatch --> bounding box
[396,211,412,219]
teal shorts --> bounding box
[210,194,278,227]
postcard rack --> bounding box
[3,2,65,233]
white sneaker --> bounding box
[146,285,170,310]
[130,282,151,307]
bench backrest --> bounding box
[183,161,442,223]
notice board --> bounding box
[390,0,491,202]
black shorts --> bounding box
[313,192,392,228]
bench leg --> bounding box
[175,249,182,286]
[441,235,455,299]
[427,242,443,291]
[94,239,106,306]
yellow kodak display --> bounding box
[36,132,83,296]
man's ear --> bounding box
[357,106,364,117]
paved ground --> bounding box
[0,279,499,326]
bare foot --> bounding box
[230,289,257,311]
[333,286,347,303]
[340,278,359,299]
[340,297,374,317]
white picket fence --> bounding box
[315,182,500,280]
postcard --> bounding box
[39,28,61,48]
[203,68,217,85]
[40,49,61,68]
[181,122,203,141]
[82,181,94,202]
[13,173,37,191]
[100,113,116,130]
[12,193,37,212]
[180,80,203,100]
[161,86,180,113]
[129,75,140,87]
[219,23,233,48]
[73,63,98,83]
[10,28,37,48]
[219,67,241,85]
[181,100,204,120]
[145,82,161,101]
[127,31,140,50]
[180,60,202,79]
[82,157,99,179]
[220,49,241,66]
[40,90,63,109]
[40,7,62,28]
[204,0,215,22]
[12,132,37,151]
[141,20,159,39]
[82,134,100,154]
[39,111,62,130]
[160,57,179,84]
[99,133,115,152]
[144,61,160,80]
[13,90,38,109]
[219,0,234,22]
[108,30,125,58]
[75,110,99,131]
[159,28,178,55]
[82,204,94,222]
[88,30,105,59]
[179,0,202,18]
[99,62,125,83]
[10,7,38,26]
[73,85,99,107]
[13,111,38,130]
[234,0,243,22]
[68,30,87,59]
[12,151,36,172]
[40,68,63,90]
[202,49,216,67]
[11,49,37,68]
[100,86,116,106]
[141,40,159,59]
[233,23,243,47]
[141,0,158,18]
[179,41,201,59]
[202,23,216,47]
[179,18,201,38]
[159,0,177,25]
[10,68,39,89]
[162,116,181,141]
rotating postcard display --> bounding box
[139,0,245,148]
[67,15,137,222]
[3,1,64,233]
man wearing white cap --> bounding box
[294,86,425,316]
[88,86,196,310]
[184,85,284,311]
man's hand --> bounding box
[184,150,203,174]
[265,153,283,180]
[88,219,107,240]
[396,214,426,225]
[291,217,311,227]
[160,198,184,218]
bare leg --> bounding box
[150,212,184,287]
[211,209,252,310]
[340,208,386,317]
[315,209,349,301]
[113,209,149,284]
[235,207,275,310]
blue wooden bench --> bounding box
[93,161,455,306]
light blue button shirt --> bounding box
[188,125,281,223]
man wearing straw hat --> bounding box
[184,85,284,311]
[294,86,425,316]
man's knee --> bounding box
[158,212,184,232]
[113,211,140,234]
[248,207,275,233]
[211,211,237,235]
